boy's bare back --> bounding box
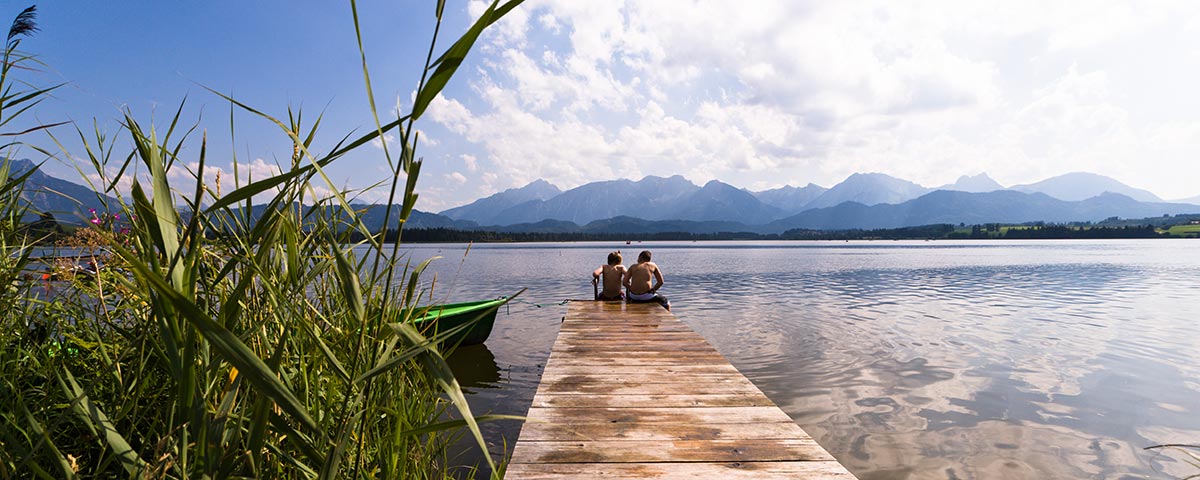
[598,264,626,298]
[625,261,660,295]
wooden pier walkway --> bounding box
[505,301,856,479]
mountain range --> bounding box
[7,158,117,222]
[436,171,1200,233]
[7,157,1200,234]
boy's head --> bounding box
[607,251,622,265]
[638,250,652,262]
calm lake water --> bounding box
[403,240,1200,479]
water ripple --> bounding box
[397,240,1200,479]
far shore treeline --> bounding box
[20,208,1199,245]
[379,220,1189,243]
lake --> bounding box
[405,240,1200,479]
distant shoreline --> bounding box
[393,223,1197,243]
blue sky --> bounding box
[14,1,1200,211]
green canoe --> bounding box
[412,297,509,346]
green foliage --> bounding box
[1166,224,1200,237]
[1,2,523,478]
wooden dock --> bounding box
[505,301,856,479]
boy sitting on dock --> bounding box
[624,250,670,310]
[592,251,627,301]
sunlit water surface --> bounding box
[392,240,1200,479]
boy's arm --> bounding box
[622,267,632,289]
[593,266,603,283]
[651,265,665,293]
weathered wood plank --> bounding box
[560,321,693,328]
[524,406,798,424]
[504,461,857,479]
[539,372,751,384]
[537,381,761,396]
[546,352,729,362]
[544,357,732,366]
[510,439,836,463]
[516,419,805,441]
[547,350,724,358]
[551,345,720,354]
[540,364,741,376]
[531,393,774,408]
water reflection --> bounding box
[447,344,500,393]
[406,240,1200,479]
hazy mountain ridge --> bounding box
[483,175,786,226]
[439,170,1188,228]
[803,173,932,209]
[750,183,828,212]
[11,161,1199,234]
[439,178,560,223]
[766,190,1198,231]
[488,175,697,225]
[937,173,1004,193]
[1170,194,1200,206]
[1010,172,1161,202]
[7,158,118,222]
[667,180,784,224]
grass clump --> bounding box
[0,1,523,478]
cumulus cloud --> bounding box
[424,0,1200,203]
[460,154,478,172]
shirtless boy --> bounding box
[592,251,627,300]
[624,250,670,310]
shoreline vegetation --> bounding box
[18,213,1200,246]
[1,2,523,479]
[381,219,1198,243]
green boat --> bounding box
[412,297,511,346]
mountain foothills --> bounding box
[6,159,118,222]
[6,157,1200,234]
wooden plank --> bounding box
[516,419,805,441]
[547,350,724,358]
[549,348,715,355]
[559,323,683,329]
[537,381,761,396]
[545,357,732,366]
[539,372,751,384]
[531,393,774,408]
[547,352,729,364]
[504,462,856,479]
[540,364,740,376]
[555,332,706,340]
[510,439,835,463]
[553,336,714,344]
[524,406,798,424]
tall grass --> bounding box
[0,2,522,478]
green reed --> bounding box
[0,2,522,478]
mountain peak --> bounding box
[751,182,829,213]
[438,178,561,221]
[1011,172,1161,202]
[524,178,555,188]
[804,172,930,209]
[939,172,1004,193]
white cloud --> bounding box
[460,153,478,172]
[424,0,1200,204]
[371,133,396,151]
